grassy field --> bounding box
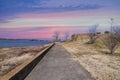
[0,45,47,78]
[62,36,120,80]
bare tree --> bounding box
[113,26,120,42]
[102,18,119,54]
[53,32,60,42]
[64,32,69,41]
[102,34,118,54]
[87,24,99,44]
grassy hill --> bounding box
[62,33,120,80]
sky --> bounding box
[0,0,120,39]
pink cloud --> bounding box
[20,10,118,19]
[0,26,87,39]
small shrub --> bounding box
[102,34,119,54]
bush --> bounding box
[102,34,119,54]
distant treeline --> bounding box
[0,38,51,42]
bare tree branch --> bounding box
[113,26,120,42]
[102,34,119,54]
[102,19,119,54]
[87,24,99,44]
[64,32,69,41]
[53,32,60,42]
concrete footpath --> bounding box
[25,44,94,80]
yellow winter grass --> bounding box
[63,41,120,80]
[0,46,44,78]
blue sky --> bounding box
[0,0,120,39]
[0,0,120,23]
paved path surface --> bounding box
[25,44,94,80]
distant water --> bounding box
[0,39,51,47]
